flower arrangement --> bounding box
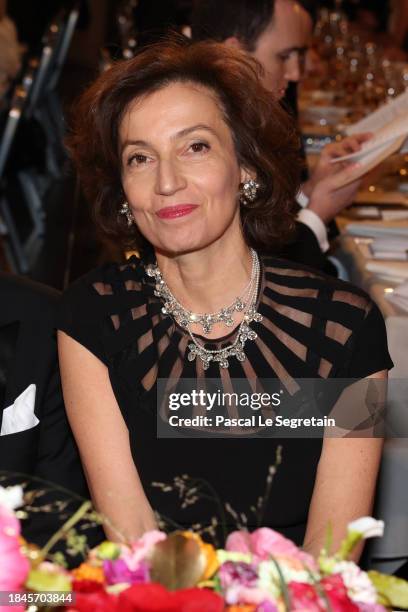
[2,485,408,611]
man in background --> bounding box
[191,0,368,273]
[0,273,102,560]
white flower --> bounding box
[257,560,314,598]
[333,561,377,604]
[347,517,384,539]
[217,550,252,565]
[0,485,24,511]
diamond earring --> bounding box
[119,201,134,226]
[240,179,260,206]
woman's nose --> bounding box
[155,159,187,196]
[284,54,301,83]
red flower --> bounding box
[172,588,225,611]
[288,581,321,611]
[118,583,224,611]
[119,583,172,611]
[321,575,359,612]
[289,576,360,612]
[68,589,120,612]
[72,579,105,593]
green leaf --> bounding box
[368,571,408,609]
[336,531,362,561]
[212,575,222,594]
[26,569,71,592]
[50,551,67,569]
[323,523,333,557]
[97,541,121,560]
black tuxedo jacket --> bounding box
[280,221,337,277]
[0,273,98,548]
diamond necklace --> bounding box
[145,250,263,369]
[146,250,257,334]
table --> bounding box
[299,78,408,570]
[335,226,408,572]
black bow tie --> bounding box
[0,320,19,409]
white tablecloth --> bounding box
[336,234,408,571]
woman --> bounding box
[58,38,392,558]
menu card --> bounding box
[330,90,408,188]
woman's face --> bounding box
[119,81,248,255]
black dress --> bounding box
[58,255,393,546]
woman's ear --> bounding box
[224,36,244,50]
[240,167,256,184]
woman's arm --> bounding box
[58,331,157,543]
[303,371,386,561]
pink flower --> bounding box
[226,528,316,570]
[224,584,275,606]
[122,530,166,571]
[256,602,278,612]
[217,558,276,606]
[226,531,253,555]
[103,559,150,585]
[219,561,259,589]
[0,506,30,612]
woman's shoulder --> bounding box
[60,256,146,311]
[58,257,148,363]
[262,255,373,315]
[261,255,393,377]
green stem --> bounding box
[303,562,333,612]
[269,554,291,611]
[336,531,362,561]
[40,501,92,559]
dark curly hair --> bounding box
[67,36,301,254]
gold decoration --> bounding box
[149,532,206,590]
[181,531,219,580]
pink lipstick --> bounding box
[156,204,198,219]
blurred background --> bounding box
[0,0,193,288]
[1,0,408,289]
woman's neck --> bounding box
[155,237,253,315]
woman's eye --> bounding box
[189,142,210,154]
[128,153,149,166]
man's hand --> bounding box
[307,170,362,225]
[303,133,372,197]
